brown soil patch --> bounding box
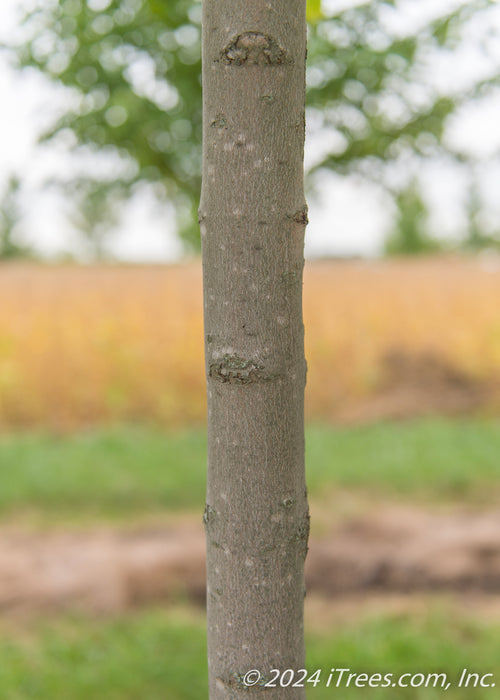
[336,350,495,423]
[308,506,500,594]
[305,591,500,628]
[1,506,499,618]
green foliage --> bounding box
[385,182,442,255]
[16,0,203,248]
[4,0,500,255]
[464,184,500,251]
[303,3,485,156]
[306,0,324,24]
[0,176,33,259]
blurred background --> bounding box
[0,1,500,698]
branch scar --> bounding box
[220,32,289,66]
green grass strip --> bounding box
[0,418,499,520]
[0,606,498,699]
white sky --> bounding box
[0,0,499,261]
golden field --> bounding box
[1,256,500,430]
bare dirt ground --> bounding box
[1,505,499,618]
[335,349,497,424]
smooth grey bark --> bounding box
[200,2,309,698]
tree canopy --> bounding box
[2,0,499,258]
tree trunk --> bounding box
[200,2,309,697]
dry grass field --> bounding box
[0,256,499,430]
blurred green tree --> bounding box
[4,0,499,257]
[384,181,442,255]
[0,176,33,259]
[464,181,500,251]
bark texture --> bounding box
[200,2,308,697]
